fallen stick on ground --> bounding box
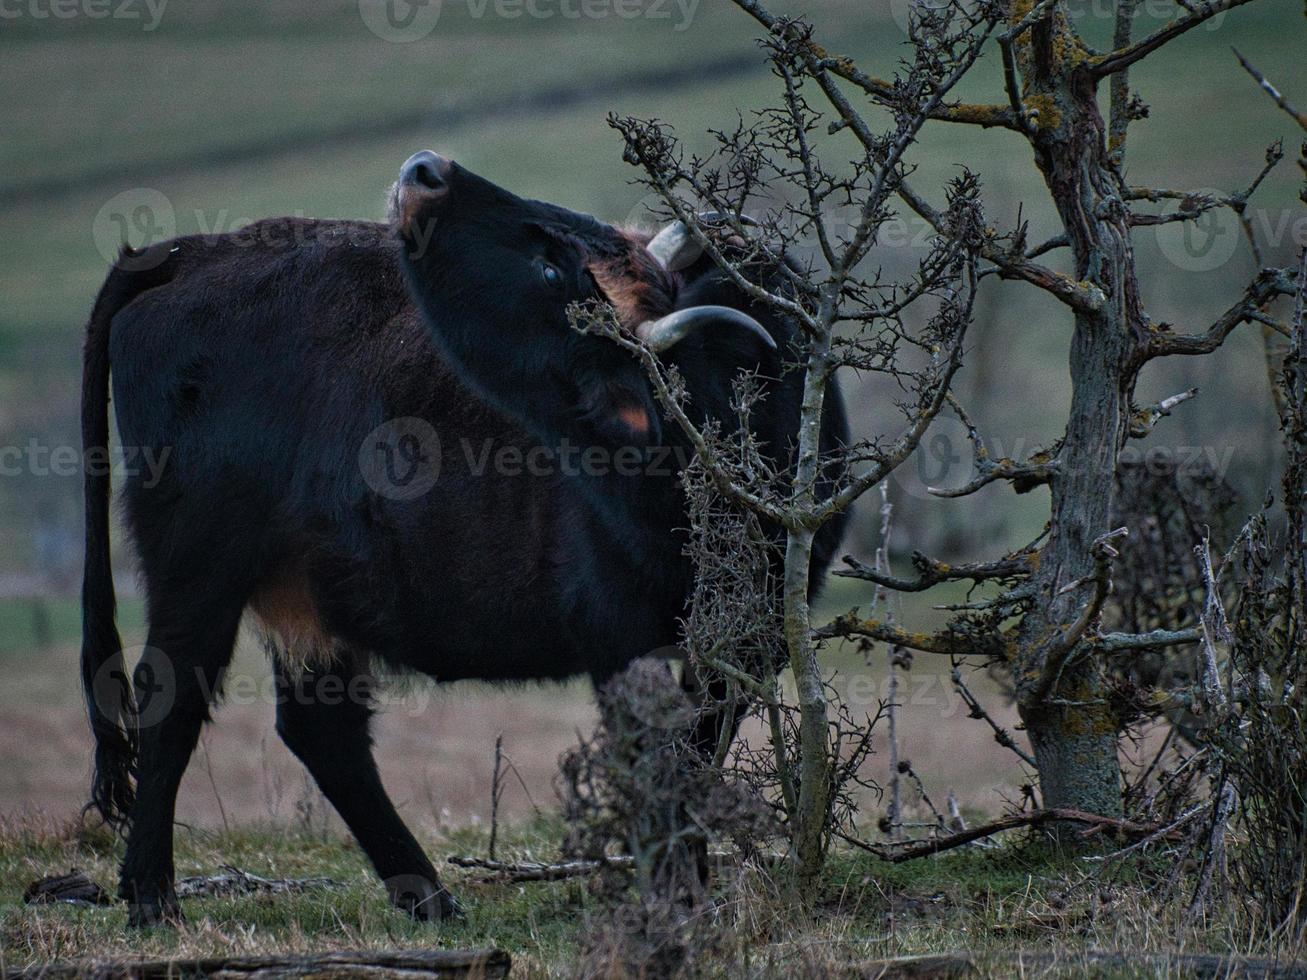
[1,948,511,980]
[447,854,635,882]
[174,864,343,899]
[851,950,1307,979]
[838,808,1182,864]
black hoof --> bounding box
[385,873,463,923]
[126,896,184,928]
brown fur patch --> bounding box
[248,572,337,671]
[617,403,651,437]
[586,228,675,331]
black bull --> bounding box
[80,151,850,925]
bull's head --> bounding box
[390,150,786,454]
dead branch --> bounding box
[1233,47,1307,133]
[1146,266,1299,359]
[1091,0,1259,78]
[838,807,1178,864]
[836,546,1037,593]
[897,179,1107,313]
[951,659,1037,768]
[1029,529,1130,703]
[833,951,1307,979]
[818,612,1004,659]
[1186,780,1238,922]
[173,865,342,899]
[1092,627,1202,653]
[1,950,511,980]
[1194,536,1232,718]
[1129,387,1199,438]
[447,853,633,882]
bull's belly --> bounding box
[248,561,674,684]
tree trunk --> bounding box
[784,332,836,890]
[1010,5,1144,820]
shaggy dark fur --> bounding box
[80,156,849,926]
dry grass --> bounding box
[3,803,1306,977]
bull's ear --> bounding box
[571,374,662,449]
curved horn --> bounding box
[645,212,761,272]
[645,220,697,272]
[636,305,777,353]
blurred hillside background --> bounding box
[1,0,1303,831]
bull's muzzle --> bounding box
[394,150,453,237]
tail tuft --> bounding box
[80,253,177,829]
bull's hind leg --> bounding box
[274,657,460,922]
[120,600,246,926]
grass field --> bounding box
[2,1,1306,973]
[3,810,1297,976]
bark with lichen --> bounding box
[1007,4,1143,819]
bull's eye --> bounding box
[539,262,564,290]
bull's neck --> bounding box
[567,447,689,564]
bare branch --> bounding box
[822,58,1022,131]
[732,0,1022,133]
[951,660,1037,767]
[817,611,1004,659]
[1090,0,1258,78]
[448,854,633,882]
[837,547,1039,592]
[1128,386,1199,438]
[1108,0,1141,165]
[1233,47,1307,133]
[898,180,1107,313]
[813,260,978,520]
[926,395,1059,498]
[1031,528,1130,701]
[1146,267,1299,359]
[1091,628,1202,653]
[1194,536,1231,717]
[838,807,1178,863]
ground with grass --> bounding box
[3,2,1307,975]
[2,810,1298,977]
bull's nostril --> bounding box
[413,162,445,191]
[400,151,452,195]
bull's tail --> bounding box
[80,247,175,830]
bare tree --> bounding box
[579,0,1303,889]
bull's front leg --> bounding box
[274,661,461,922]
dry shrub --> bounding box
[1215,303,1307,938]
[1217,513,1307,938]
[559,658,776,978]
